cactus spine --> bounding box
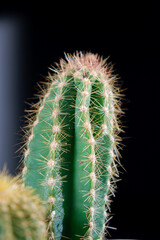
[22,52,123,240]
[0,171,47,240]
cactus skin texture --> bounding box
[22,52,123,240]
[0,171,47,240]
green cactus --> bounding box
[0,171,47,240]
[22,52,123,240]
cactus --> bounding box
[22,52,123,240]
[0,171,47,240]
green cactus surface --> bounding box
[22,52,123,240]
[0,171,47,240]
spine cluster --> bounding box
[22,52,123,240]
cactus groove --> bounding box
[22,52,123,240]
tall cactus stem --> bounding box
[22,52,124,240]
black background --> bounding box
[0,3,159,239]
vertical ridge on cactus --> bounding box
[22,52,124,240]
[0,171,47,240]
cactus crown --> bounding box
[22,52,124,240]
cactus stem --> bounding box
[22,52,124,240]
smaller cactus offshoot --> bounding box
[0,171,47,240]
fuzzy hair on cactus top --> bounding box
[22,52,124,240]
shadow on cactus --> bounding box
[22,52,124,240]
[0,171,47,240]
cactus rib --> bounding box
[22,52,123,240]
